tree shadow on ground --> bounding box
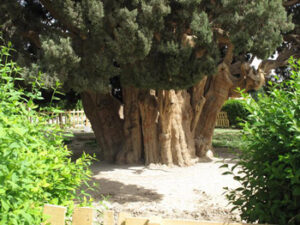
[90,161,171,173]
[87,177,163,204]
[213,147,240,164]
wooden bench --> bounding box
[216,111,230,128]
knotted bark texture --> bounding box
[82,62,265,166]
[81,91,124,162]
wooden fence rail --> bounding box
[42,205,264,225]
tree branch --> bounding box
[39,0,84,38]
[214,28,234,65]
[216,33,234,65]
[229,61,242,75]
[283,0,300,7]
[258,47,299,74]
[284,34,300,45]
[22,30,41,48]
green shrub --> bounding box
[222,99,249,128]
[223,58,300,225]
[0,42,94,224]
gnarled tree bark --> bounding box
[195,64,234,157]
[82,60,266,166]
[138,90,160,165]
[81,91,124,162]
[116,87,143,164]
[157,90,197,166]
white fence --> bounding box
[38,110,91,129]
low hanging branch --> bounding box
[215,28,234,65]
[258,47,299,75]
[283,0,300,7]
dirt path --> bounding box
[69,131,241,223]
[89,160,240,223]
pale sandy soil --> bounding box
[69,132,241,223]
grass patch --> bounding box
[212,128,243,150]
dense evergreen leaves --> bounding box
[0,0,294,92]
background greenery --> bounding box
[223,58,300,225]
[0,41,94,224]
[212,128,242,150]
[221,99,250,128]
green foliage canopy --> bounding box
[0,0,294,92]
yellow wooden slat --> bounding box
[163,219,206,225]
[72,207,94,225]
[59,113,63,128]
[163,219,253,225]
[103,210,115,225]
[72,110,75,127]
[77,110,80,125]
[148,223,161,225]
[148,216,162,225]
[67,111,71,126]
[41,207,268,225]
[125,217,149,225]
[42,204,66,225]
[81,111,84,126]
[117,212,131,225]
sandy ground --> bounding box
[69,131,241,223]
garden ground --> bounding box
[69,129,242,223]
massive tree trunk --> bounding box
[138,90,160,165]
[156,89,197,166]
[81,62,264,166]
[81,91,124,162]
[195,64,234,157]
[115,88,199,166]
[116,87,143,164]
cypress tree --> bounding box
[1,0,298,165]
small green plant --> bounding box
[222,58,300,225]
[222,99,250,128]
[0,40,94,224]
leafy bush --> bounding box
[222,99,249,128]
[223,58,300,225]
[0,42,94,224]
